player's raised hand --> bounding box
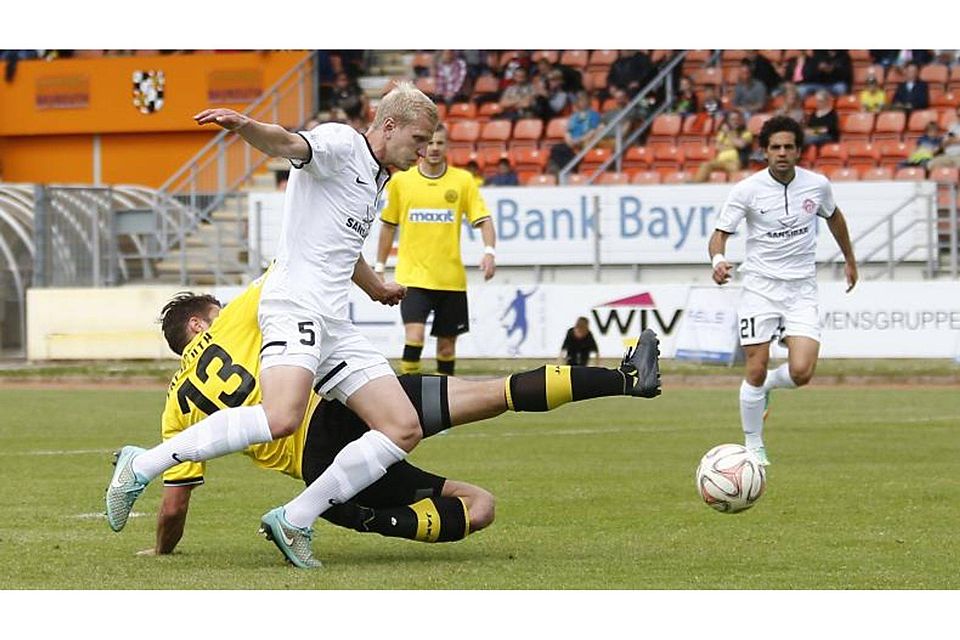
[844,261,858,293]
[712,260,733,285]
[194,108,248,131]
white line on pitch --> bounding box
[70,512,148,520]
[16,449,114,456]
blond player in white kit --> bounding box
[106,82,439,568]
[708,115,858,466]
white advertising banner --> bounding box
[250,182,933,268]
[673,286,742,364]
[210,281,960,360]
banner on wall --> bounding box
[673,286,742,364]
[35,75,89,110]
[250,181,934,269]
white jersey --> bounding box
[716,166,837,280]
[263,123,390,319]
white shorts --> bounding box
[258,297,394,403]
[737,274,821,346]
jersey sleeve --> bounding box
[818,177,838,218]
[464,174,492,226]
[160,396,205,487]
[380,176,401,226]
[715,181,749,233]
[292,124,353,179]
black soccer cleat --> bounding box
[620,329,661,398]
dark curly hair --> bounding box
[758,115,805,150]
[160,292,221,355]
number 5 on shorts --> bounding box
[298,321,316,346]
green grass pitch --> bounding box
[0,383,957,589]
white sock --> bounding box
[763,363,797,393]
[283,430,406,529]
[740,380,767,450]
[132,405,272,481]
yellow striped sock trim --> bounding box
[544,365,574,409]
[459,497,470,537]
[400,360,422,374]
[410,498,441,542]
[504,376,515,411]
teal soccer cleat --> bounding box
[105,445,148,532]
[258,507,322,569]
[749,445,771,467]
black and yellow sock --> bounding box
[324,497,469,542]
[436,355,455,376]
[504,365,628,411]
[400,342,423,374]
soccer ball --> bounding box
[695,444,766,513]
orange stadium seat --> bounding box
[448,120,481,153]
[861,166,894,181]
[447,102,477,121]
[683,50,712,69]
[884,66,905,92]
[758,50,783,64]
[828,166,860,181]
[920,64,949,88]
[747,113,773,137]
[930,90,960,112]
[601,98,619,113]
[679,113,715,144]
[708,171,729,183]
[872,111,907,142]
[840,112,875,142]
[949,66,960,92]
[448,147,482,170]
[849,50,872,65]
[543,117,569,147]
[579,147,612,174]
[894,167,926,181]
[497,51,520,69]
[651,50,674,64]
[477,120,512,154]
[878,140,913,168]
[622,146,652,175]
[940,107,959,130]
[906,109,940,142]
[721,50,750,68]
[509,118,544,152]
[731,169,753,182]
[477,101,504,123]
[853,65,885,91]
[559,50,589,69]
[588,50,618,71]
[691,66,723,89]
[930,166,960,184]
[512,147,548,173]
[565,173,592,186]
[648,114,683,145]
[680,142,713,171]
[479,147,509,171]
[583,69,609,94]
[722,66,740,87]
[834,94,861,115]
[630,170,662,185]
[472,75,501,102]
[651,144,684,177]
[815,143,848,169]
[846,141,881,172]
[597,172,630,185]
[532,51,559,64]
[800,143,818,168]
[526,173,557,186]
[662,170,693,184]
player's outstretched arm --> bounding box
[137,485,194,556]
[477,218,497,281]
[352,256,405,305]
[826,207,858,292]
[375,222,398,280]
[708,229,734,285]
[194,108,309,162]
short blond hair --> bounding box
[372,81,439,130]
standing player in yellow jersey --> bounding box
[376,124,496,376]
[135,286,662,560]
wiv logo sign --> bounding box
[592,292,682,336]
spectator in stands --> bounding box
[671,75,698,116]
[934,50,960,67]
[871,50,933,69]
[732,61,768,119]
[597,86,646,148]
[533,68,574,120]
[743,51,782,94]
[693,110,752,183]
[902,122,943,169]
[434,50,469,106]
[929,106,960,170]
[806,50,852,97]
[774,82,805,124]
[607,50,654,97]
[858,69,887,113]
[328,71,368,119]
[804,90,840,148]
[485,157,520,186]
[462,50,494,80]
[464,160,485,187]
[498,66,540,121]
[547,91,601,175]
[891,62,929,112]
[700,85,721,117]
[783,50,817,96]
[559,317,599,366]
[499,51,533,90]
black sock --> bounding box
[436,356,455,376]
[323,497,469,542]
[401,342,423,374]
[505,365,627,411]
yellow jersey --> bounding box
[160,272,316,486]
[381,164,491,292]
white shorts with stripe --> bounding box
[737,273,821,347]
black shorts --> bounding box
[400,287,469,337]
[301,391,446,508]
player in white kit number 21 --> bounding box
[105,82,440,568]
[708,115,858,466]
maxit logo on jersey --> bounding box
[409,208,454,223]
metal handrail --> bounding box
[557,50,692,184]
